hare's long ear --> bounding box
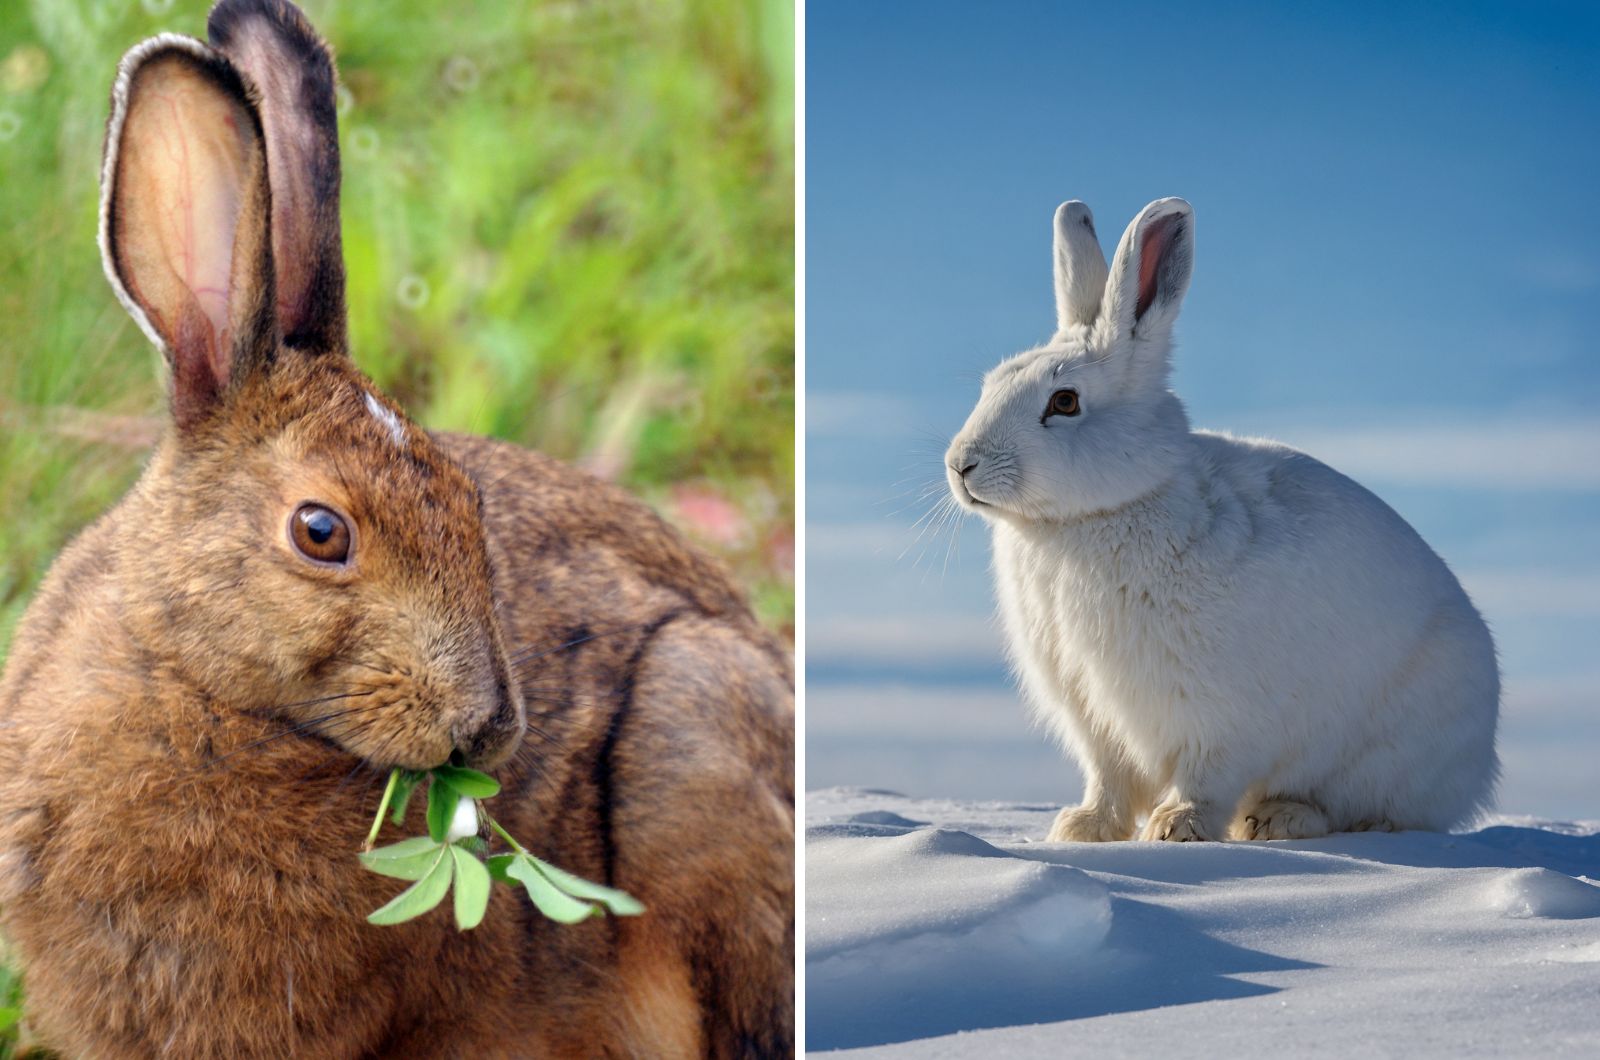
[1053,201,1108,333]
[207,0,345,354]
[101,35,276,430]
[1101,198,1194,377]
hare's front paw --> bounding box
[1234,798,1329,841]
[1047,805,1130,843]
[1141,802,1218,842]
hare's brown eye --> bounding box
[1043,388,1081,421]
[290,504,352,565]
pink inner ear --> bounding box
[115,56,254,390]
[162,116,243,386]
[1136,213,1181,321]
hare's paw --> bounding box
[1047,805,1130,843]
[1349,818,1397,833]
[1235,798,1329,841]
[1140,802,1218,842]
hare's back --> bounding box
[437,429,791,717]
[437,432,755,623]
[1192,429,1473,627]
[438,433,794,1052]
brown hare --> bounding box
[0,1,794,1056]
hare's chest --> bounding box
[993,526,1205,745]
[994,534,1098,668]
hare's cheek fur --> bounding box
[947,359,1191,522]
[103,389,524,774]
[317,611,526,771]
[963,198,1499,841]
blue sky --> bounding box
[805,1,1600,818]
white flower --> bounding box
[445,797,480,843]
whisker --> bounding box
[244,689,378,720]
[508,621,655,668]
[941,505,964,581]
[305,759,377,833]
[329,657,394,676]
[900,496,957,563]
[521,721,570,751]
[208,695,379,767]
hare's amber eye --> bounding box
[1044,388,1081,420]
[290,504,352,565]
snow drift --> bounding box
[806,789,1600,1056]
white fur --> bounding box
[364,391,407,448]
[1052,201,1108,333]
[946,198,1499,841]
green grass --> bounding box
[0,0,795,662]
[0,3,790,1048]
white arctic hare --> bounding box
[945,198,1499,842]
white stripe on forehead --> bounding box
[363,391,407,448]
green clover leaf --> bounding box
[426,777,460,843]
[360,836,445,881]
[362,767,643,932]
[530,857,645,917]
[432,765,501,799]
[504,853,598,923]
[450,846,492,930]
[366,844,453,925]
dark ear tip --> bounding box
[1143,197,1193,224]
[207,0,334,69]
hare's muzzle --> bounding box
[945,438,988,508]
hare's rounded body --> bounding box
[994,431,1498,840]
[0,1,791,1055]
[948,198,1498,842]
[0,422,793,1057]
[3,419,790,1056]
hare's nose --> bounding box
[451,665,526,769]
[950,459,979,479]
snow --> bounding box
[806,788,1600,1057]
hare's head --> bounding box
[946,198,1196,523]
[98,0,523,771]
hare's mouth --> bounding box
[318,692,523,774]
[298,710,456,773]
[251,679,454,773]
[949,476,991,510]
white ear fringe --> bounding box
[98,32,222,363]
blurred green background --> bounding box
[0,0,796,668]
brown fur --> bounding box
[0,2,793,1056]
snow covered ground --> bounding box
[806,788,1600,1057]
